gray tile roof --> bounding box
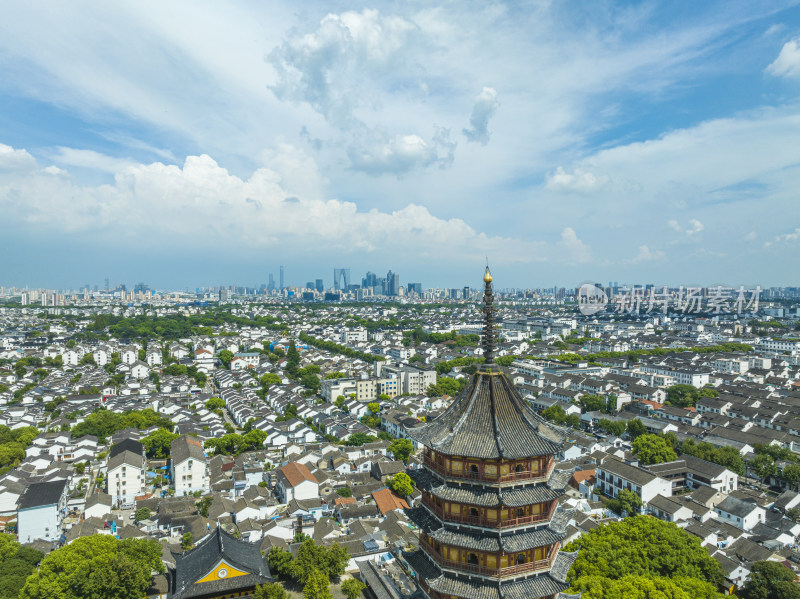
[411,370,565,459]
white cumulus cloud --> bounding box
[766,38,800,79]
[545,167,609,193]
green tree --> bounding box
[267,547,295,579]
[142,428,180,459]
[0,533,43,599]
[389,472,413,497]
[632,434,678,465]
[388,438,414,463]
[324,371,347,380]
[744,560,800,599]
[427,377,463,397]
[626,418,648,439]
[781,463,800,488]
[205,397,225,410]
[579,394,607,413]
[197,496,213,518]
[571,574,723,599]
[607,489,643,516]
[291,540,349,585]
[336,487,352,498]
[564,516,723,586]
[19,536,164,599]
[345,433,377,446]
[181,532,194,551]
[75,462,85,475]
[665,384,700,407]
[287,340,301,376]
[367,402,380,414]
[596,419,626,437]
[341,578,366,599]
[749,454,777,482]
[303,569,333,599]
[255,582,290,599]
[79,353,96,366]
[218,350,234,369]
[787,507,800,522]
[134,507,151,521]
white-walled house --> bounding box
[171,435,210,497]
[274,462,319,503]
[106,439,146,506]
[17,478,69,543]
[715,496,766,531]
[595,455,672,510]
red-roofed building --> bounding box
[275,462,319,503]
[372,487,409,516]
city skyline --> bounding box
[1,2,800,288]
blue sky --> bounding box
[1,1,800,290]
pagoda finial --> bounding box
[482,265,495,366]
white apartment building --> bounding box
[171,435,210,497]
[107,439,147,506]
[595,456,672,510]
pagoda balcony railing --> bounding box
[420,537,556,579]
[423,454,553,485]
[421,495,557,529]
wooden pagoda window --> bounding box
[469,507,479,518]
[469,464,479,474]
[515,464,524,473]
[516,553,527,565]
[516,507,525,517]
[467,553,479,565]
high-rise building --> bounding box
[268,273,275,291]
[363,271,377,289]
[279,266,285,290]
[386,270,400,296]
[463,286,470,300]
[334,268,350,291]
[405,267,575,599]
[315,279,324,292]
[408,283,422,296]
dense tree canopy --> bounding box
[632,434,678,465]
[680,439,745,476]
[20,536,164,599]
[744,560,800,599]
[0,533,43,599]
[72,408,172,442]
[565,516,724,594]
[571,574,723,599]
[141,428,180,458]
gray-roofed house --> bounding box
[17,478,69,543]
[715,496,766,531]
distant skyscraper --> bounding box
[279,266,285,290]
[408,283,422,296]
[104,278,109,291]
[362,271,377,289]
[334,268,350,291]
[463,286,470,299]
[315,279,324,292]
[268,273,275,291]
[386,270,400,296]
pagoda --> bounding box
[405,267,578,599]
